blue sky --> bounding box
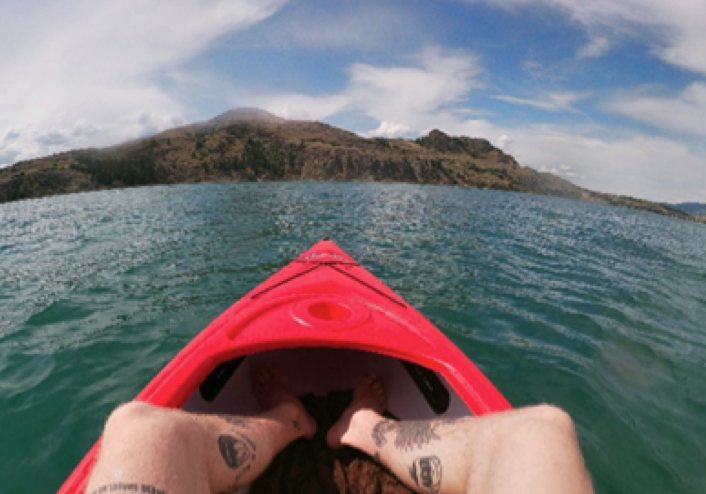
[1,0,704,202]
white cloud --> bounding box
[272,96,349,121]
[348,48,483,118]
[504,124,706,202]
[608,82,706,138]
[261,47,484,128]
[423,116,705,202]
[369,122,412,138]
[0,0,286,166]
[496,134,513,150]
[436,118,704,202]
[0,113,187,165]
[492,92,591,113]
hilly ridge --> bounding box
[0,108,693,220]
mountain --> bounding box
[669,202,706,218]
[0,109,693,221]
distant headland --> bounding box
[0,108,698,221]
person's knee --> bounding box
[102,402,198,447]
[521,404,577,437]
[90,402,212,492]
[104,401,160,433]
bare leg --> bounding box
[86,365,316,494]
[327,375,594,494]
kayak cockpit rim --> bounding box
[178,346,473,421]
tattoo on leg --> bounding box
[218,433,256,469]
[219,415,251,429]
[393,422,441,451]
[372,419,396,447]
[409,455,442,494]
[87,483,165,494]
[440,417,463,426]
[373,420,444,451]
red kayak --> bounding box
[58,239,510,493]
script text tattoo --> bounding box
[87,483,165,494]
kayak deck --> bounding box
[127,239,509,415]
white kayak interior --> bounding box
[183,347,473,421]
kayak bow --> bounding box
[58,239,510,493]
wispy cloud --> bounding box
[492,92,591,113]
[250,1,425,52]
[465,0,706,75]
[577,36,613,59]
[0,0,286,165]
[607,82,706,138]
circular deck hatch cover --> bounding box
[290,296,369,331]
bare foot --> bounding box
[326,374,387,449]
[253,364,317,438]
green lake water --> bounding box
[1,182,705,493]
